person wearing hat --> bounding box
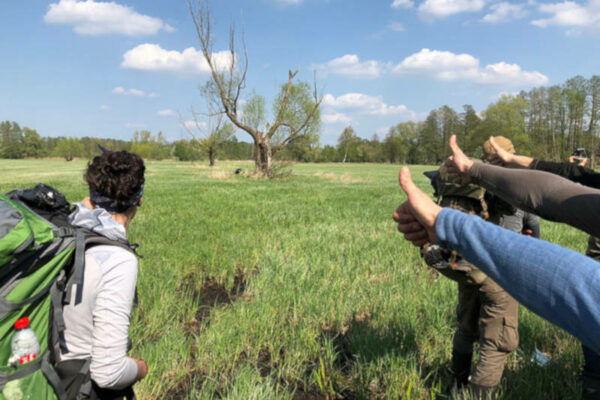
[422,136,525,398]
[58,149,148,399]
[393,165,600,398]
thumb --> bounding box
[398,166,416,194]
[397,166,441,244]
[398,166,428,216]
[449,134,459,153]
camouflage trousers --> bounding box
[453,275,519,388]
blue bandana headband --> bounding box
[90,184,144,213]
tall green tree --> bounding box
[473,95,531,155]
[337,126,359,162]
[22,128,43,158]
[54,137,83,161]
[131,130,170,160]
[461,105,481,154]
[384,122,419,164]
[173,139,202,161]
[418,110,443,164]
[0,121,24,159]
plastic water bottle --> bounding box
[9,317,40,366]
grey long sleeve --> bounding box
[470,162,600,238]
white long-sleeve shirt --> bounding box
[62,203,139,389]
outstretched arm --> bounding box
[529,159,600,189]
[447,135,600,238]
[393,167,600,355]
[485,136,534,168]
[437,207,600,355]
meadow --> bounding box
[0,159,588,399]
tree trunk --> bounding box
[253,140,272,175]
[208,148,215,167]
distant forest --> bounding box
[2,75,599,165]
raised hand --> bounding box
[393,167,441,246]
[486,136,513,166]
[447,135,473,173]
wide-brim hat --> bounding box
[483,136,514,156]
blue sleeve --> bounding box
[436,208,600,354]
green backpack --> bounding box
[0,184,134,400]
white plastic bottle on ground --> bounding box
[9,317,40,366]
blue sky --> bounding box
[1,0,599,145]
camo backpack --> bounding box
[422,162,489,284]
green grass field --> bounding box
[0,159,588,399]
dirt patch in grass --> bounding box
[201,273,246,320]
[180,271,248,334]
[195,272,247,322]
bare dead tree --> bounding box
[187,0,322,176]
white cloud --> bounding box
[158,109,174,116]
[182,120,208,130]
[311,54,389,79]
[531,0,600,33]
[322,93,417,118]
[482,2,528,23]
[121,44,233,75]
[391,0,414,8]
[322,113,352,124]
[149,92,159,98]
[393,48,548,86]
[389,21,406,31]
[44,0,174,36]
[112,86,146,96]
[125,123,145,128]
[418,0,487,20]
[100,105,109,110]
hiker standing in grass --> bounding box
[393,165,600,396]
[58,149,148,399]
[422,137,528,399]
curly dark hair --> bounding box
[85,151,145,212]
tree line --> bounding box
[0,122,253,162]
[2,75,599,165]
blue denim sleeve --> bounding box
[436,208,600,355]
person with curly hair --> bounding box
[58,149,148,399]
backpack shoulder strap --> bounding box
[63,229,136,306]
[54,228,139,355]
